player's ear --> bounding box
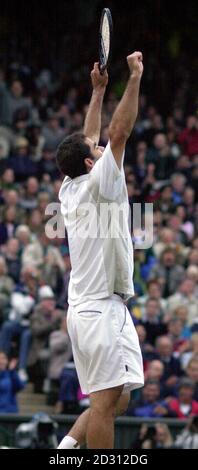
[84,157,94,172]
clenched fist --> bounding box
[127,51,143,77]
[91,62,108,90]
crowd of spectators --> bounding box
[0,52,198,446]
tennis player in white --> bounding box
[57,52,144,449]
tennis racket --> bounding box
[99,8,113,74]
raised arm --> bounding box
[109,51,143,168]
[83,62,108,144]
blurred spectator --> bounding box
[7,137,38,182]
[141,298,167,345]
[171,173,186,204]
[27,286,62,388]
[137,279,167,316]
[56,364,79,414]
[0,204,17,245]
[131,424,157,449]
[127,379,173,418]
[8,80,32,125]
[0,256,14,324]
[155,423,173,448]
[135,324,157,367]
[167,278,198,327]
[178,115,198,157]
[47,316,72,405]
[42,114,65,151]
[172,305,192,340]
[4,238,21,283]
[181,334,198,370]
[147,133,175,180]
[184,357,198,401]
[19,177,39,211]
[174,416,198,449]
[167,317,189,354]
[0,352,25,413]
[169,378,198,418]
[155,336,182,391]
[149,247,185,298]
[0,265,38,381]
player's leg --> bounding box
[57,391,130,449]
[86,385,124,449]
[57,408,89,449]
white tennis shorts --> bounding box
[67,294,144,395]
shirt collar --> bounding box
[72,174,89,183]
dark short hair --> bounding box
[56,132,92,179]
[145,379,160,388]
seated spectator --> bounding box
[5,238,21,283]
[28,286,62,388]
[178,115,198,158]
[181,334,198,370]
[7,137,38,182]
[0,205,17,245]
[0,351,25,413]
[155,423,173,449]
[167,278,198,327]
[155,335,183,393]
[55,363,79,414]
[0,256,14,324]
[186,266,198,298]
[149,247,185,298]
[173,305,192,340]
[127,379,173,418]
[19,176,39,211]
[15,224,32,257]
[174,416,198,449]
[153,227,178,258]
[0,188,26,224]
[169,378,198,419]
[8,79,33,125]
[145,360,164,385]
[184,357,198,401]
[183,186,195,224]
[141,298,167,346]
[0,168,15,191]
[167,317,190,354]
[137,279,167,317]
[146,133,175,180]
[154,187,175,221]
[28,209,43,236]
[135,324,157,368]
[38,144,59,180]
[47,316,72,405]
[171,173,186,204]
[167,214,189,246]
[131,424,157,449]
[187,247,198,268]
[41,114,65,151]
[0,265,38,381]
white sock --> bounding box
[57,435,80,449]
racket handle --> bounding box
[99,65,106,76]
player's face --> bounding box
[86,138,104,162]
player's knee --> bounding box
[91,400,117,418]
[116,392,130,416]
[90,388,123,417]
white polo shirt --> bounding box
[59,141,134,306]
